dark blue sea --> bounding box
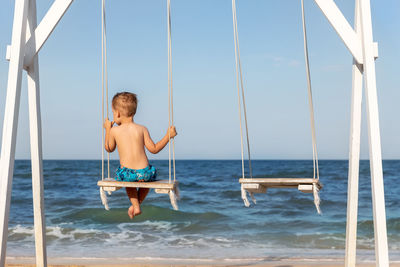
[6,160,400,261]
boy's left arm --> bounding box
[144,126,176,154]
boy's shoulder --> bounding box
[133,122,147,131]
[113,122,147,134]
[125,122,148,134]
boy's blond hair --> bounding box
[112,92,138,117]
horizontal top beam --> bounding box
[6,0,378,68]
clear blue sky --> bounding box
[0,0,399,160]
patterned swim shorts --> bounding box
[115,165,157,182]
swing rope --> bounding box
[101,0,110,181]
[301,0,319,181]
[232,0,253,180]
[167,0,176,184]
[301,0,321,213]
[100,0,110,210]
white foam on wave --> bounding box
[8,223,400,259]
[118,220,179,232]
[46,226,71,239]
[9,225,111,242]
[7,223,287,252]
[133,220,177,231]
[10,225,34,235]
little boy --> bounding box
[103,92,177,219]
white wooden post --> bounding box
[345,0,363,266]
[359,0,389,266]
[0,0,29,265]
[26,0,47,266]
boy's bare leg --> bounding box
[138,188,150,204]
[126,188,141,219]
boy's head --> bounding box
[112,92,137,123]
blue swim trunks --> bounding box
[115,165,157,182]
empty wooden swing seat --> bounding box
[239,178,322,193]
[239,178,323,214]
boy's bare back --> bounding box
[110,122,149,170]
[107,121,176,170]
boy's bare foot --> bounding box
[133,204,142,216]
[128,205,142,219]
[128,205,135,219]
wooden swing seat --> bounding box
[97,179,178,194]
[239,178,322,193]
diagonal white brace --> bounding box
[313,0,363,64]
[373,42,378,59]
[23,0,73,68]
[6,45,12,61]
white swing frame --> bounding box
[0,0,389,266]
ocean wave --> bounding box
[51,205,227,225]
[7,223,400,260]
[220,189,241,199]
[8,224,244,250]
[358,217,400,232]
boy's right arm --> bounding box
[104,118,116,153]
[144,126,177,154]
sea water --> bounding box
[6,160,400,261]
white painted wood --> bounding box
[101,178,122,192]
[242,183,267,193]
[313,0,363,64]
[345,2,363,266]
[242,184,261,189]
[359,0,389,265]
[239,178,322,192]
[0,0,29,265]
[23,0,74,68]
[103,186,121,192]
[373,42,379,59]
[298,184,313,193]
[26,0,47,266]
[154,189,170,194]
[240,177,320,185]
[98,180,177,190]
[6,45,11,61]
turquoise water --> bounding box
[6,160,400,260]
